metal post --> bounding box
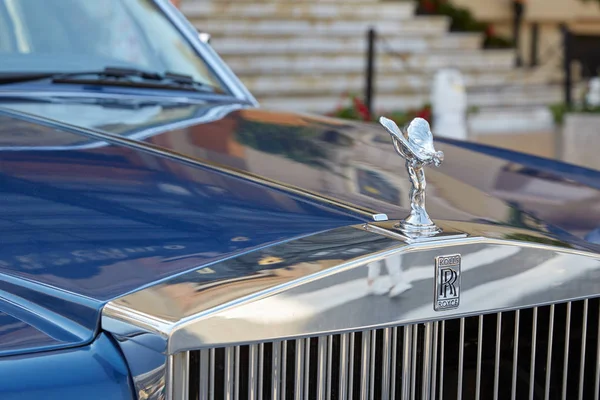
[530,23,539,67]
[513,0,524,67]
[562,24,573,107]
[365,27,376,117]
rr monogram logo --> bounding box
[434,254,461,311]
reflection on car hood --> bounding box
[1,97,599,355]
[4,98,600,243]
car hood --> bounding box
[4,98,600,243]
[1,96,599,355]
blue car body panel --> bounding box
[0,87,598,380]
[0,109,361,356]
[0,333,134,399]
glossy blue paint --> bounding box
[0,90,599,356]
[0,109,362,355]
[0,333,134,399]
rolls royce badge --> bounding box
[379,117,444,234]
[434,254,461,311]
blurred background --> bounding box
[177,0,600,170]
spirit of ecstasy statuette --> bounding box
[379,116,444,235]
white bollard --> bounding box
[431,69,468,140]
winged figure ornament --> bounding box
[379,116,444,234]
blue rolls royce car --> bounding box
[1,0,600,399]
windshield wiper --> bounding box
[0,67,220,93]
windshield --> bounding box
[0,0,226,92]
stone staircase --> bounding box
[182,0,562,132]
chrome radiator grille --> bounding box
[175,298,600,400]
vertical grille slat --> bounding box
[391,327,399,400]
[294,339,304,400]
[561,303,572,400]
[493,313,502,400]
[271,341,281,400]
[182,298,600,400]
[578,299,588,400]
[401,325,413,400]
[316,337,327,400]
[360,330,371,400]
[457,318,465,400]
[381,328,392,400]
[529,307,538,400]
[411,325,419,400]
[475,315,483,400]
[421,323,433,400]
[545,304,556,400]
[439,320,446,400]
[339,333,349,399]
[511,310,520,400]
[430,322,439,400]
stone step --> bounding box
[210,33,482,55]
[182,2,414,20]
[468,106,555,135]
[191,16,450,37]
[241,70,553,97]
[223,50,515,74]
[256,84,563,113]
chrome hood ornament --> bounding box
[379,116,444,235]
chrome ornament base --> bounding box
[395,220,441,236]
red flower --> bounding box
[422,0,437,13]
[416,106,432,122]
[485,24,495,38]
[353,96,371,121]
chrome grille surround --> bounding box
[101,221,600,400]
[175,298,600,400]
